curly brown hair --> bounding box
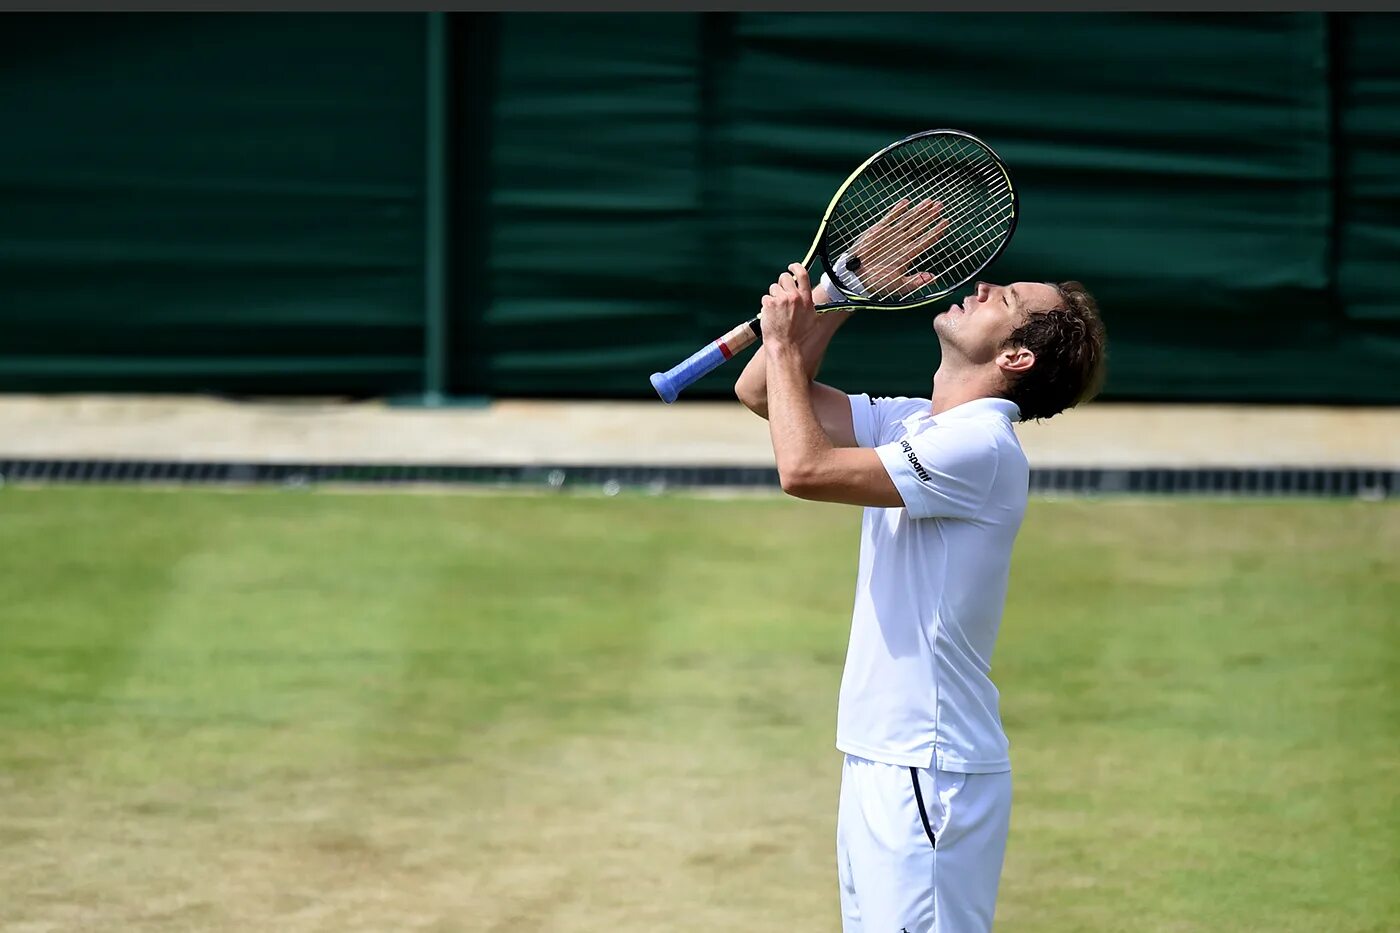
[1000,281,1106,421]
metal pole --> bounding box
[423,12,449,404]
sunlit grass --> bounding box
[0,487,1395,931]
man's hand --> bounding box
[760,263,818,348]
[844,198,948,299]
[758,260,904,510]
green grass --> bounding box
[0,486,1396,931]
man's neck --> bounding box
[930,361,1004,416]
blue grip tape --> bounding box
[650,341,729,404]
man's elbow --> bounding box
[735,384,768,418]
[778,465,820,499]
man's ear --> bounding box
[997,346,1035,376]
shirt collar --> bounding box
[931,396,1021,424]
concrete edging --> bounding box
[0,395,1395,469]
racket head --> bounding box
[810,129,1018,313]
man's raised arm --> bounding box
[734,283,858,446]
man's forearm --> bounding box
[735,286,847,409]
[764,341,834,484]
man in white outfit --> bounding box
[735,226,1106,931]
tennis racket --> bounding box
[649,128,1018,403]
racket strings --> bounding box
[839,171,1004,293]
[825,134,1014,303]
[832,155,982,268]
[835,154,1003,297]
[839,160,995,267]
[839,139,1008,292]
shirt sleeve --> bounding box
[873,421,1000,520]
[847,394,928,448]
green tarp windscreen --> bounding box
[1,13,1396,403]
[1336,14,1400,391]
[0,14,425,394]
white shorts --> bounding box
[837,754,1012,933]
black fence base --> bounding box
[0,459,1394,499]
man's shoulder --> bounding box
[859,394,931,415]
[850,394,933,447]
[939,416,1028,490]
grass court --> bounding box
[1,487,1396,931]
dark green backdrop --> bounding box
[2,13,1396,403]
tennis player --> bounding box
[735,245,1105,931]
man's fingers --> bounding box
[857,199,918,253]
[867,197,941,244]
[769,282,785,298]
[913,218,950,254]
[917,201,944,232]
[897,271,935,295]
[788,262,810,290]
[894,198,936,232]
[875,198,912,231]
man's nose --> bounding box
[976,282,990,301]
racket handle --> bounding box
[650,318,761,403]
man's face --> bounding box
[934,280,1062,364]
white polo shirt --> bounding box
[837,394,1029,773]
